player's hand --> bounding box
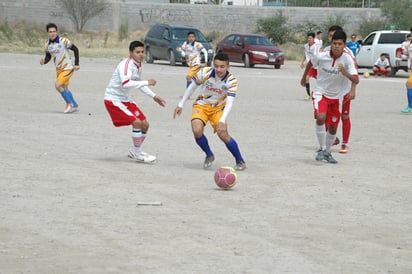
[300,77,306,87]
[347,90,356,100]
[40,59,45,65]
[148,79,157,86]
[154,95,166,107]
[201,63,206,67]
[74,65,80,71]
[173,107,182,119]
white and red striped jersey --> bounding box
[104,57,155,102]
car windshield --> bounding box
[244,36,273,46]
[171,29,208,42]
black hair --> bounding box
[317,31,323,35]
[46,22,58,31]
[307,32,316,38]
[214,52,230,64]
[187,31,196,37]
[328,25,343,33]
[129,41,144,51]
[331,30,347,42]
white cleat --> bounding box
[128,149,156,163]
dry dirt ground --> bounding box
[1,53,411,274]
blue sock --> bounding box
[186,81,191,88]
[407,88,412,108]
[67,90,78,107]
[195,134,213,157]
[225,138,245,164]
[60,90,72,104]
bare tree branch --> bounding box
[59,0,107,32]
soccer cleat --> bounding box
[234,162,247,171]
[128,148,156,163]
[323,152,338,164]
[401,107,412,113]
[333,137,340,146]
[71,105,80,113]
[63,103,73,113]
[315,148,324,161]
[203,155,215,169]
[305,94,311,101]
[339,144,349,153]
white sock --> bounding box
[316,124,326,150]
[325,132,336,153]
[132,129,145,155]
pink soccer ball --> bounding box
[214,166,237,189]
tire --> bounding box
[169,50,176,66]
[274,64,281,69]
[145,47,154,63]
[243,54,251,68]
[386,56,396,77]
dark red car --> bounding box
[216,33,284,69]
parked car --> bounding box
[356,30,410,76]
[144,23,214,66]
[215,33,284,69]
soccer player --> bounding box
[177,31,208,88]
[323,25,358,153]
[104,41,166,163]
[300,30,359,163]
[173,53,246,171]
[315,31,323,50]
[401,73,412,113]
[40,23,80,113]
[301,32,319,100]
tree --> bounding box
[380,0,412,30]
[59,0,107,32]
[256,11,289,44]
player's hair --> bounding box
[187,31,196,37]
[129,41,144,51]
[46,23,58,31]
[331,30,347,42]
[380,53,387,57]
[328,25,343,33]
[214,52,230,64]
[307,32,316,38]
[317,31,323,35]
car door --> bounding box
[356,33,376,67]
[231,35,244,62]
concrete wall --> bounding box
[0,0,380,35]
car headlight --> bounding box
[249,50,268,57]
[273,52,285,57]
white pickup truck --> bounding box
[356,30,410,76]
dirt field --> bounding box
[1,53,411,274]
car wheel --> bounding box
[243,54,251,68]
[146,47,154,63]
[274,64,281,69]
[169,50,176,66]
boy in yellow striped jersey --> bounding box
[177,31,208,88]
[40,23,80,113]
[174,53,246,171]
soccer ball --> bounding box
[364,72,370,78]
[214,166,237,189]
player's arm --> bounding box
[300,60,313,86]
[219,94,234,123]
[69,44,80,68]
[201,47,208,65]
[40,52,51,65]
[173,80,199,119]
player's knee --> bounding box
[186,75,191,81]
[341,114,349,120]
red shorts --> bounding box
[104,100,146,127]
[308,67,317,79]
[341,93,351,116]
[313,95,341,127]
